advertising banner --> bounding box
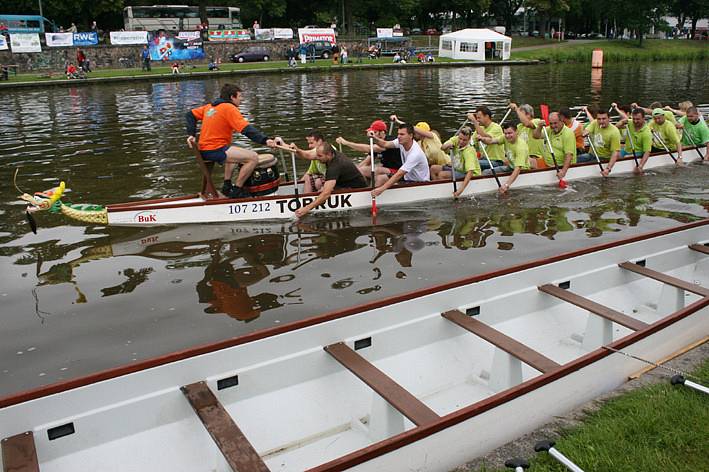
[273,28,294,40]
[177,31,201,40]
[0,36,8,51]
[254,28,273,40]
[297,28,336,44]
[376,28,394,38]
[73,32,99,46]
[149,31,204,61]
[208,30,251,41]
[9,33,42,53]
[110,31,149,45]
[45,32,74,47]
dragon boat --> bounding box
[19,148,704,227]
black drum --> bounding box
[245,154,280,196]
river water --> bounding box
[0,62,708,396]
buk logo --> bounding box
[134,211,157,223]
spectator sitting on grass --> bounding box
[417,52,425,63]
[426,53,434,63]
[393,52,401,63]
[208,58,221,71]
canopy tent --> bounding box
[438,29,512,61]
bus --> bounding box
[0,14,56,34]
[123,5,242,31]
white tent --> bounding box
[438,29,512,61]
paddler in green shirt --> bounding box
[583,109,621,176]
[649,108,683,164]
[679,107,709,160]
[532,112,576,180]
[615,107,653,174]
[434,127,481,198]
[510,102,545,161]
[632,101,678,125]
[498,123,530,194]
[467,106,505,172]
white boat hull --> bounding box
[106,150,704,226]
[1,221,708,471]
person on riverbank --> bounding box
[678,107,709,160]
[185,83,282,198]
[370,124,430,198]
[615,107,653,173]
[583,109,622,176]
[289,130,327,193]
[510,103,544,164]
[298,43,307,64]
[76,49,86,71]
[141,45,151,72]
[286,44,297,67]
[294,142,368,218]
[467,107,505,171]
[431,126,480,198]
[649,108,683,163]
[532,112,576,179]
[336,119,402,184]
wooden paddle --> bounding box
[540,126,568,189]
[479,141,501,188]
[369,137,377,217]
[650,130,678,163]
[449,148,457,194]
[587,133,607,172]
[290,151,300,196]
[624,127,640,168]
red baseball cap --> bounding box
[366,119,387,132]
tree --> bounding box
[490,0,525,32]
[526,0,570,36]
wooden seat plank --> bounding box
[181,382,269,472]
[442,310,561,373]
[324,342,440,426]
[2,431,39,472]
[539,284,649,331]
[689,244,709,255]
[619,262,709,297]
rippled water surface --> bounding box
[0,62,708,396]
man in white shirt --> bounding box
[370,124,430,198]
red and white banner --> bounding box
[297,28,336,44]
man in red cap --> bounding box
[336,119,402,185]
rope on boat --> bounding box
[602,345,700,380]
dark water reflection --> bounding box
[0,63,708,395]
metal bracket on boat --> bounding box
[534,440,585,472]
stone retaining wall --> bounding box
[0,40,367,73]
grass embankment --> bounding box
[483,358,709,471]
[2,56,467,83]
[511,39,709,62]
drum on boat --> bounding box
[245,154,280,196]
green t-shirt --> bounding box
[679,116,709,147]
[664,110,676,124]
[624,122,652,154]
[504,138,530,170]
[307,159,327,175]
[541,126,577,167]
[586,121,621,160]
[445,135,481,176]
[516,119,545,157]
[650,119,680,151]
[473,122,504,161]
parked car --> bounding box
[231,47,270,63]
[424,28,439,35]
[411,27,422,34]
[298,40,334,59]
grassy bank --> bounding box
[482,358,709,471]
[511,39,709,62]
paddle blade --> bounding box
[540,104,550,125]
[25,211,38,234]
[558,179,568,189]
[371,196,378,217]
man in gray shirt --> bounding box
[370,123,430,198]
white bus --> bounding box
[123,5,242,31]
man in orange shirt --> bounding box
[186,83,282,198]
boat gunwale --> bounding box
[105,149,699,213]
[0,218,706,410]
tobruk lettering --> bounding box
[276,194,353,213]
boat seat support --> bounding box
[582,314,613,351]
[688,244,709,255]
[2,431,39,472]
[324,342,440,427]
[489,349,524,392]
[442,310,561,374]
[618,262,709,298]
[181,381,269,472]
[539,284,648,331]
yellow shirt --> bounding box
[419,133,450,166]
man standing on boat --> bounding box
[431,126,480,198]
[467,107,505,171]
[370,124,430,198]
[336,120,402,183]
[649,108,683,163]
[532,112,576,179]
[186,83,282,199]
[615,107,653,173]
[583,109,622,176]
[294,142,368,218]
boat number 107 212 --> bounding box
[228,202,271,214]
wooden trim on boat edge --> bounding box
[306,296,709,472]
[0,218,706,410]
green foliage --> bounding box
[511,39,709,62]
